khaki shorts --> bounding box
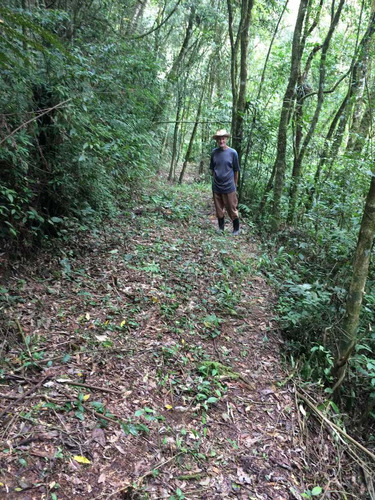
[213,191,239,220]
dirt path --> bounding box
[0,183,324,499]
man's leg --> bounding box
[223,192,240,235]
[213,192,225,230]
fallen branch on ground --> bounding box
[297,390,375,462]
[55,379,122,394]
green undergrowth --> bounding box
[252,209,375,428]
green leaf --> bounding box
[329,401,340,414]
[74,410,85,421]
[91,401,104,412]
[311,486,322,496]
[206,397,218,404]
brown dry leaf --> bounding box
[92,428,106,446]
[260,388,274,396]
[98,473,106,484]
[114,444,127,455]
[30,447,56,459]
[210,466,221,475]
[199,477,211,486]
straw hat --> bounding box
[212,129,231,140]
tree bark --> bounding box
[314,5,375,188]
[227,0,255,164]
[240,0,289,202]
[178,74,207,184]
[168,94,183,181]
[333,173,375,394]
[271,0,310,229]
[287,0,345,223]
[346,87,375,154]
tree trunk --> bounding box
[287,0,346,223]
[168,96,183,181]
[271,0,310,229]
[179,76,207,184]
[287,42,321,223]
[346,88,375,154]
[125,0,147,36]
[314,5,375,188]
[168,5,195,81]
[239,0,289,201]
[332,173,375,394]
[175,98,190,168]
[227,0,255,164]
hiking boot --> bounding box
[232,218,240,235]
[218,217,225,231]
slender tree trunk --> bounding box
[125,0,146,36]
[168,5,195,81]
[347,88,374,154]
[287,0,346,224]
[153,5,195,122]
[287,43,321,222]
[332,173,375,395]
[176,98,190,167]
[314,6,375,187]
[227,0,255,164]
[239,0,289,202]
[271,0,310,229]
[159,124,170,172]
[258,162,276,215]
[346,0,375,153]
[179,76,207,184]
[168,96,183,181]
[313,93,349,188]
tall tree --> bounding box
[313,2,375,189]
[271,0,310,228]
[178,73,209,184]
[240,0,289,202]
[227,0,255,164]
[332,171,375,395]
[287,0,345,223]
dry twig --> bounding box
[297,391,375,462]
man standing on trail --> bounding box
[210,129,240,235]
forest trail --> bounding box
[1,182,328,499]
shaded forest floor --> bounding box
[0,182,369,499]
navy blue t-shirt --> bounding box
[210,147,240,194]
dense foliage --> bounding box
[1,2,162,250]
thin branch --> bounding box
[257,0,289,102]
[0,375,50,420]
[297,391,375,462]
[0,98,72,146]
[15,319,33,360]
[55,379,122,394]
[301,68,351,101]
[102,452,184,499]
[155,120,231,124]
[131,0,183,40]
